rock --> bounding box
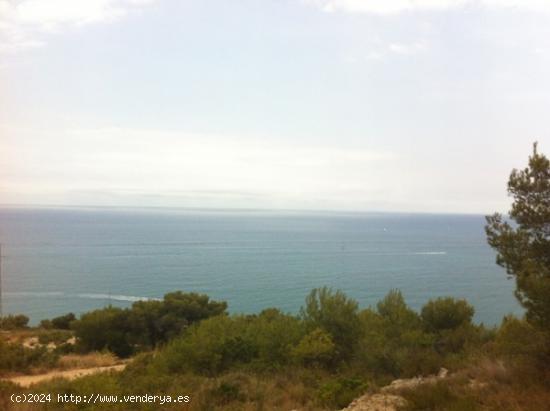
[381,368,449,393]
[340,393,406,411]
[381,377,423,392]
[437,368,448,378]
[341,368,451,410]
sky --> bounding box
[1,0,549,213]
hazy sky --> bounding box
[1,0,549,213]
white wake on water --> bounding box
[6,292,160,302]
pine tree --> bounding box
[486,143,550,330]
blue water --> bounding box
[0,208,521,325]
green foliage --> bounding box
[129,291,228,347]
[0,287,500,410]
[51,313,76,330]
[494,316,548,366]
[291,328,336,367]
[246,308,304,367]
[301,287,361,361]
[317,377,366,409]
[354,292,465,377]
[208,381,246,405]
[486,143,550,331]
[37,329,73,346]
[0,340,58,372]
[421,298,474,332]
[73,306,133,357]
[39,313,76,330]
[377,290,421,335]
[158,315,252,375]
[71,291,227,357]
[0,314,29,330]
[157,311,304,375]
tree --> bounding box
[72,306,133,357]
[377,289,421,336]
[486,143,550,330]
[300,287,361,360]
[71,291,228,356]
[291,328,336,367]
[0,314,29,330]
[421,297,474,332]
[51,313,76,330]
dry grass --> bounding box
[480,383,550,411]
[463,357,511,384]
[57,352,119,370]
[399,358,550,411]
[184,370,328,411]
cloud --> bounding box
[0,126,401,210]
[0,0,155,53]
[348,40,427,63]
[388,42,427,55]
[308,0,550,14]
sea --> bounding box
[0,207,522,325]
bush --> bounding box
[0,341,58,373]
[71,291,227,356]
[377,290,421,332]
[317,377,366,409]
[51,313,76,330]
[0,314,29,330]
[208,381,246,405]
[292,328,336,367]
[158,315,254,375]
[37,330,73,345]
[421,298,475,332]
[301,287,361,361]
[72,306,133,357]
[494,316,549,367]
[354,293,442,377]
[246,308,304,368]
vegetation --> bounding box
[0,143,548,410]
[0,283,548,410]
[0,340,58,373]
[72,291,227,357]
[40,313,76,330]
[486,142,550,332]
[0,314,29,330]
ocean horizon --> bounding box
[0,206,522,325]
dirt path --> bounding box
[5,364,127,388]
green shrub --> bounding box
[71,290,227,357]
[246,308,304,368]
[0,314,29,330]
[158,315,254,375]
[317,377,366,409]
[54,342,76,355]
[0,341,58,373]
[494,316,549,366]
[421,298,475,332]
[209,381,246,405]
[38,329,73,345]
[301,287,361,361]
[292,328,336,367]
[51,313,76,330]
[377,290,421,333]
[354,292,440,377]
[72,306,133,357]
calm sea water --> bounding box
[0,208,521,325]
